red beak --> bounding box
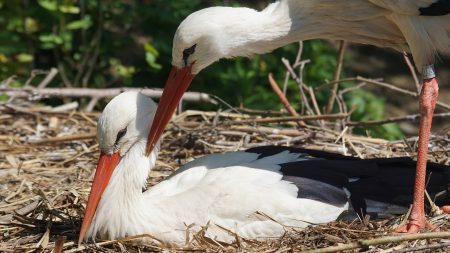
[78,152,120,244]
[146,66,195,155]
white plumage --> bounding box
[145,0,449,233]
[80,92,450,245]
[84,92,347,245]
[172,0,450,74]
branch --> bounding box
[1,87,218,105]
[306,86,323,119]
[268,73,306,127]
[300,231,450,253]
[37,68,58,89]
[28,133,96,144]
[348,112,450,127]
[235,113,348,124]
[390,241,450,253]
[236,107,287,116]
[355,76,450,111]
[326,41,347,113]
[281,58,314,115]
[317,76,450,111]
[403,52,421,93]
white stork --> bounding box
[145,0,450,233]
[78,92,450,245]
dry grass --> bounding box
[1,101,450,252]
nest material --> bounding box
[0,103,450,252]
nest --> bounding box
[1,101,450,253]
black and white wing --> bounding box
[246,145,450,219]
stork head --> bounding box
[172,7,242,74]
[146,6,260,154]
[96,91,157,156]
[79,91,157,244]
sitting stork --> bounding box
[78,92,450,245]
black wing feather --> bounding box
[419,0,450,16]
[246,145,450,218]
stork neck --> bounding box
[224,1,327,57]
[108,141,156,196]
[87,140,160,239]
[223,0,405,58]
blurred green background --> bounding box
[0,0,407,139]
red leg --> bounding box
[395,76,439,233]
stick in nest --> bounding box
[268,73,306,127]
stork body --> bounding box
[80,92,450,245]
[146,0,450,233]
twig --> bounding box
[348,112,450,127]
[174,110,250,123]
[300,231,450,253]
[236,107,287,116]
[295,57,311,115]
[37,68,58,89]
[268,73,306,127]
[306,86,323,120]
[358,76,450,110]
[235,114,348,124]
[339,82,368,95]
[1,87,218,105]
[346,138,364,159]
[24,70,48,87]
[315,77,382,92]
[281,58,314,115]
[403,53,421,94]
[28,133,96,145]
[282,42,304,97]
[84,97,99,112]
[335,126,349,143]
[390,241,450,253]
[336,82,368,128]
[357,76,419,97]
[326,41,347,113]
[318,76,450,111]
[294,41,304,66]
[50,102,79,112]
[54,51,72,87]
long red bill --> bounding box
[146,65,195,155]
[78,152,120,244]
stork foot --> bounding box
[394,202,450,233]
[441,206,450,214]
[394,216,436,233]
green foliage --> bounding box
[0,93,9,102]
[0,0,404,139]
[144,42,162,71]
[345,89,404,140]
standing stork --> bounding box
[79,92,450,245]
[145,0,450,233]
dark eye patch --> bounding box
[182,44,197,66]
[115,127,127,145]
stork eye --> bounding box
[115,127,127,145]
[182,44,197,66]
